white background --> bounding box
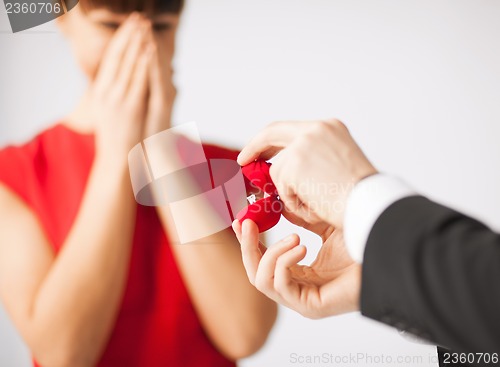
[1,0,500,366]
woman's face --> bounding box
[58,5,179,80]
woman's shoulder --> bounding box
[0,123,94,202]
[0,124,58,184]
[0,124,61,217]
[1,121,93,159]
[0,123,77,158]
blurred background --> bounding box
[1,0,500,366]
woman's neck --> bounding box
[63,89,97,134]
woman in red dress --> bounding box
[0,1,277,366]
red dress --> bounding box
[0,124,238,367]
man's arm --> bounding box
[359,194,500,354]
[236,118,500,357]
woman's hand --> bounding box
[87,13,154,168]
[232,218,361,319]
[143,31,177,138]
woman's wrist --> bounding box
[93,152,131,186]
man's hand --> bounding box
[238,119,377,229]
[232,219,361,318]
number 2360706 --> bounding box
[5,2,62,14]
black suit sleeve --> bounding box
[360,196,500,357]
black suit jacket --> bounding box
[360,196,500,365]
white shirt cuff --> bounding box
[344,174,416,263]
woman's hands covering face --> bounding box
[87,13,176,168]
[144,25,176,139]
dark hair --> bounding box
[80,0,183,15]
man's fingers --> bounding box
[94,13,141,91]
[235,219,263,285]
[232,219,242,242]
[273,178,302,217]
[274,175,323,229]
[274,245,307,301]
[232,219,268,257]
[237,121,313,165]
[280,208,325,236]
[254,233,300,293]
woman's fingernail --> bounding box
[282,234,296,244]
